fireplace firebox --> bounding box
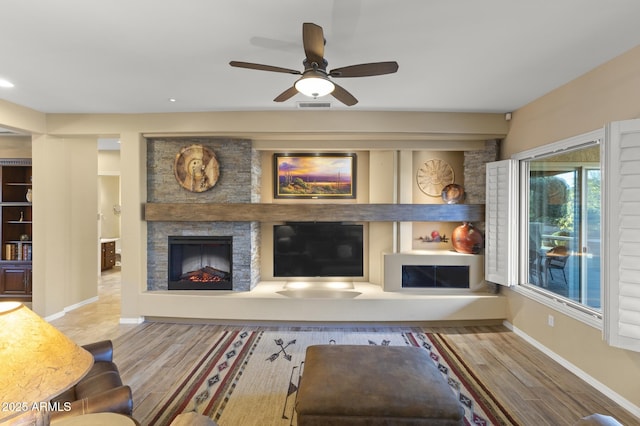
[168,236,232,290]
[401,265,470,289]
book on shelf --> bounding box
[3,242,32,261]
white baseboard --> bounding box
[503,320,640,419]
[120,316,144,324]
[44,296,99,322]
[44,311,66,322]
[65,296,98,312]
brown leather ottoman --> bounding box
[296,345,464,426]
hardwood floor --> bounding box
[50,269,637,425]
[50,267,138,345]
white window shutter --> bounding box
[604,119,640,351]
[485,159,519,286]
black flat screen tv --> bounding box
[273,222,364,277]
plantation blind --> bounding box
[485,159,518,287]
[604,119,640,352]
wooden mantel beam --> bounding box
[144,203,484,223]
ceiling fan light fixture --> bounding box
[294,71,335,98]
[229,23,398,106]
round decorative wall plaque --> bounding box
[174,144,220,192]
[416,159,455,197]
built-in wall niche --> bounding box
[259,150,370,204]
[273,222,364,278]
[411,221,458,251]
[413,152,464,204]
[410,151,466,251]
[260,221,369,281]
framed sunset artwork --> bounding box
[274,153,356,199]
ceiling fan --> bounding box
[229,22,399,106]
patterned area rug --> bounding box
[148,330,519,426]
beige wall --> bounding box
[503,45,640,158]
[98,176,120,239]
[503,45,640,410]
[0,99,46,134]
[98,150,121,174]
[368,151,396,283]
[0,136,31,157]
[98,150,121,240]
[118,132,146,320]
[32,136,98,317]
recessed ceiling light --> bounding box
[0,79,14,88]
[168,98,176,102]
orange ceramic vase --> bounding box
[452,222,483,254]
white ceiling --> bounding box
[1,0,640,114]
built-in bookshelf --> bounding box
[4,241,32,261]
[0,159,32,301]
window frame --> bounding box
[511,129,605,329]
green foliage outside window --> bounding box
[529,176,570,228]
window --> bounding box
[486,119,640,352]
[526,145,601,310]
[485,129,604,323]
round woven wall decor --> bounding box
[174,144,220,192]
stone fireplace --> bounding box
[146,137,261,291]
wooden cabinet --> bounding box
[0,263,32,297]
[101,240,116,271]
[0,159,32,301]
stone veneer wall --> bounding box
[146,137,261,291]
[464,139,500,231]
[464,139,500,205]
[464,139,500,293]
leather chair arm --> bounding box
[49,386,134,422]
[51,362,120,404]
[85,361,120,380]
[51,387,76,405]
[82,340,113,363]
[75,371,123,399]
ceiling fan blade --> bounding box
[229,61,301,75]
[274,86,299,102]
[302,23,325,64]
[329,61,399,78]
[331,83,358,106]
